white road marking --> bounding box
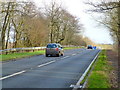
[72,54,76,56]
[38,60,56,67]
[70,84,82,88]
[62,56,69,59]
[71,50,101,89]
[1,60,56,80]
[70,84,74,88]
[0,70,26,80]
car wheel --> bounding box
[61,53,64,56]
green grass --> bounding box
[87,50,111,88]
[0,47,82,61]
[0,50,45,61]
[64,47,82,50]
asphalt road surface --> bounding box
[2,48,100,88]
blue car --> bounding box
[93,46,97,49]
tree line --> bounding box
[0,1,88,50]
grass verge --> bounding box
[64,47,82,50]
[0,47,82,61]
[0,50,45,61]
[87,50,112,88]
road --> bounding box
[2,48,100,88]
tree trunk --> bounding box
[12,19,18,48]
[5,22,10,49]
[118,1,120,88]
[1,2,10,50]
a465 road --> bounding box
[1,48,100,88]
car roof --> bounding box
[88,45,92,46]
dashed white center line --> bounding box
[1,53,79,80]
[38,60,56,67]
[72,54,76,56]
[62,56,69,59]
[0,70,26,80]
[1,60,56,80]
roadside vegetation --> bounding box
[1,50,45,61]
[86,0,120,53]
[85,1,119,88]
[0,1,89,50]
[63,47,84,50]
[0,47,81,61]
[87,50,112,88]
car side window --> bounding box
[59,44,62,48]
[58,45,60,48]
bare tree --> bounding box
[44,1,62,43]
[0,1,85,50]
[86,0,120,47]
[45,1,82,45]
[85,0,120,88]
[1,2,11,49]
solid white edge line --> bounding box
[0,70,26,80]
[71,50,101,89]
[38,60,56,67]
[70,84,82,88]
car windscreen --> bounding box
[47,44,57,48]
[88,45,92,47]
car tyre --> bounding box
[61,53,64,56]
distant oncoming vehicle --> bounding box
[87,45,93,49]
[93,46,97,49]
[45,43,64,57]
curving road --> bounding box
[2,48,100,88]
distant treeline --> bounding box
[0,1,91,50]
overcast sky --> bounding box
[19,0,114,44]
